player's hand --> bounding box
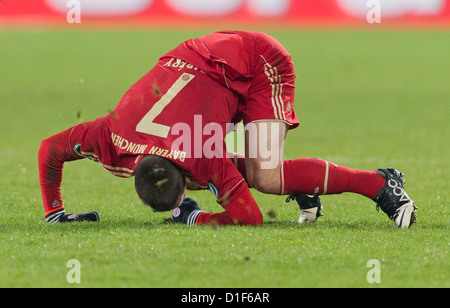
[172,198,204,226]
[57,212,100,223]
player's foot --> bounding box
[286,194,324,224]
[374,168,417,228]
[58,212,100,223]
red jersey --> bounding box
[39,31,297,225]
[166,31,298,127]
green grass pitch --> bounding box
[0,29,448,288]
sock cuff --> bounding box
[45,208,66,223]
[187,210,204,226]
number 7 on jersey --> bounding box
[136,73,195,138]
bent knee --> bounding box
[246,167,281,195]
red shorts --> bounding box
[169,31,299,129]
[244,32,299,129]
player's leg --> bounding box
[282,158,386,199]
[282,160,417,228]
[241,31,416,227]
[240,119,417,227]
[242,121,387,200]
[244,120,287,195]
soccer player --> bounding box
[38,31,417,228]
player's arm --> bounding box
[173,143,262,226]
[173,183,263,226]
[38,123,98,223]
[198,186,263,226]
[228,152,248,185]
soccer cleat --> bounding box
[286,194,324,224]
[373,168,417,228]
[57,212,100,223]
[172,198,204,226]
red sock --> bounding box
[282,158,385,199]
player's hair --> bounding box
[134,155,186,212]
